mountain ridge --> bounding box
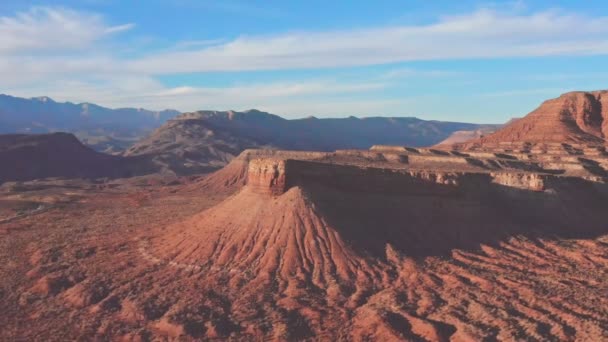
[0,132,156,182]
[125,109,491,174]
[0,94,180,153]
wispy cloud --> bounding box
[129,9,608,73]
[380,68,461,80]
[7,73,389,114]
[2,5,608,117]
[0,7,134,54]
[104,23,135,34]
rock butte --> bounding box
[139,144,608,340]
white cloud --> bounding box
[2,6,608,118]
[0,7,134,54]
[104,23,135,34]
[128,9,608,74]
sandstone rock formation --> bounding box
[3,143,607,340]
[138,145,608,340]
[4,92,608,341]
[457,90,608,149]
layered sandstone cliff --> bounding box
[464,90,608,147]
[246,157,571,197]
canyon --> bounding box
[1,90,608,340]
[2,142,607,340]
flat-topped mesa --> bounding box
[247,158,464,196]
[246,157,556,196]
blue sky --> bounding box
[1,1,607,123]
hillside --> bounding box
[0,95,179,153]
[458,90,608,148]
[124,115,269,175]
[0,133,154,182]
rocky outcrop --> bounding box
[463,90,608,147]
[246,157,561,197]
[247,159,288,195]
[490,172,545,191]
[198,140,608,197]
[188,149,330,194]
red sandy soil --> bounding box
[1,147,607,341]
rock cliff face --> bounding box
[189,149,330,194]
[247,159,288,195]
[467,90,608,146]
[195,137,608,198]
[490,172,546,191]
[246,158,561,197]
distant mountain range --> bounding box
[125,110,491,175]
[0,94,504,178]
[2,89,608,182]
[0,94,179,153]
